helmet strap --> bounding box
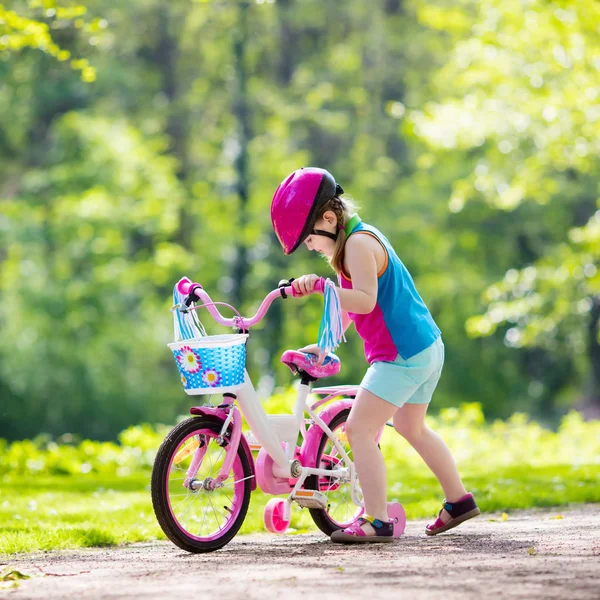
[311,229,339,242]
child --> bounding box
[271,167,480,543]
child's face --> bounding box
[303,213,337,258]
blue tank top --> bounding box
[339,215,441,362]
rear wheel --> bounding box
[151,416,252,553]
[305,409,363,536]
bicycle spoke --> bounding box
[329,499,340,517]
[207,494,223,530]
[208,495,229,521]
[340,485,350,521]
[179,489,203,524]
[314,420,362,528]
[224,474,254,486]
[171,493,194,512]
[198,503,210,536]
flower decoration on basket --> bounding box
[176,346,202,373]
[202,368,222,387]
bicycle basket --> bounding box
[168,334,248,395]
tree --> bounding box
[410,0,600,416]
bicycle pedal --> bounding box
[292,490,328,509]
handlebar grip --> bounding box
[176,277,192,295]
[313,277,325,294]
[177,277,202,297]
[287,277,325,298]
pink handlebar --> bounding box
[175,276,325,329]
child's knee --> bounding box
[394,419,425,443]
[345,418,359,444]
[345,418,376,445]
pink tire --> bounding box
[387,501,406,538]
[264,498,290,534]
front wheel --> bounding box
[151,415,252,553]
[305,409,364,535]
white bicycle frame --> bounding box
[235,372,363,519]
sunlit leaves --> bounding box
[0,113,191,439]
[1,0,598,440]
[0,1,103,81]
[412,0,600,359]
[469,212,600,349]
[2,401,599,478]
[411,0,600,208]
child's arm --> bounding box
[342,310,353,332]
[291,235,380,314]
[335,234,379,314]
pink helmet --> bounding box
[271,167,342,255]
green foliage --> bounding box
[0,1,102,81]
[411,0,600,354]
[0,113,193,439]
[1,403,599,554]
[1,0,599,439]
[2,401,599,478]
[0,424,168,477]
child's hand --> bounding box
[298,344,326,365]
[292,274,321,296]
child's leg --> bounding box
[393,403,467,522]
[346,387,398,526]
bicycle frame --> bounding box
[191,378,365,518]
[176,278,367,515]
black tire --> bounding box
[305,408,362,536]
[151,415,252,553]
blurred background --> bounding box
[1,0,599,441]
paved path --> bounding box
[3,505,600,599]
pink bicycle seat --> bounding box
[281,350,341,380]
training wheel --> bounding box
[387,501,406,538]
[264,498,291,534]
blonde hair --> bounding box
[314,194,358,274]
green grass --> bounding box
[1,463,599,555]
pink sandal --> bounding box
[426,493,480,536]
[331,515,394,544]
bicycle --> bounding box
[151,276,406,553]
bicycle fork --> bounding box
[185,400,257,491]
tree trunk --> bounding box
[275,0,296,86]
[231,3,251,309]
[257,0,298,385]
[156,7,188,178]
[580,294,600,420]
[153,6,193,249]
